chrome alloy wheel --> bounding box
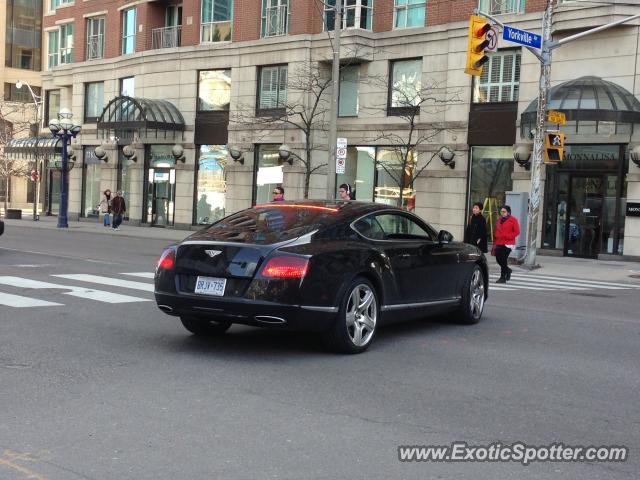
[470,269,485,320]
[345,284,377,347]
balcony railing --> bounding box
[87,34,104,60]
[152,25,182,49]
[263,5,289,37]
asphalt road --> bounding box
[1,225,638,480]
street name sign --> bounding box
[503,25,542,49]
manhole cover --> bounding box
[570,292,614,298]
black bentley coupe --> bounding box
[154,201,488,353]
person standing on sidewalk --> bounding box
[111,191,126,231]
[98,189,112,227]
[494,205,520,283]
[464,202,488,253]
[272,186,285,202]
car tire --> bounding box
[455,265,485,325]
[180,316,232,336]
[323,277,379,354]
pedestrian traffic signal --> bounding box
[30,169,39,182]
[465,15,491,76]
[544,131,565,163]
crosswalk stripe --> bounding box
[0,276,151,304]
[490,272,638,288]
[122,272,155,279]
[52,274,154,292]
[0,292,63,308]
[489,273,635,290]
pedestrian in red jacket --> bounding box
[494,205,520,283]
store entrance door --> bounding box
[148,167,175,226]
[565,175,604,258]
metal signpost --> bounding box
[478,1,640,267]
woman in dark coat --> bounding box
[464,202,488,253]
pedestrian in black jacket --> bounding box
[464,202,488,253]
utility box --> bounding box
[505,191,528,260]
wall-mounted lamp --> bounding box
[122,145,137,162]
[229,147,244,165]
[629,144,640,168]
[513,144,533,170]
[278,144,294,165]
[171,144,186,163]
[94,144,109,162]
[438,146,456,169]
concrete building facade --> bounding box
[26,0,640,258]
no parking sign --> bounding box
[336,138,347,174]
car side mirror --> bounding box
[438,230,453,244]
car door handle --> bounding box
[400,253,411,258]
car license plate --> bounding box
[194,276,226,296]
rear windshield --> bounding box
[204,204,341,244]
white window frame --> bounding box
[261,0,290,37]
[478,0,524,16]
[47,24,74,69]
[324,0,373,31]
[201,0,233,43]
[86,17,105,60]
[393,0,426,30]
[473,50,521,103]
[122,8,137,55]
[49,0,74,14]
[258,65,288,112]
[47,30,59,69]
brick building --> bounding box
[23,0,640,258]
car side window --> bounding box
[375,213,433,241]
[352,215,386,240]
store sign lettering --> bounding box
[564,153,617,162]
[626,203,640,217]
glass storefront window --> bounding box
[375,147,416,208]
[336,146,375,201]
[196,145,227,224]
[118,148,134,221]
[468,146,514,240]
[198,70,231,111]
[255,145,284,205]
[390,59,422,108]
[83,147,101,217]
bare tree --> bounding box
[232,61,333,199]
[0,101,36,212]
[365,76,462,208]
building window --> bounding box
[84,82,104,123]
[262,0,289,37]
[198,70,231,111]
[325,0,372,31]
[389,58,422,113]
[254,145,285,204]
[468,146,514,240]
[339,65,359,117]
[49,0,73,13]
[47,24,73,69]
[478,0,524,15]
[201,0,233,43]
[257,65,287,114]
[195,145,227,224]
[120,77,135,97]
[394,0,426,29]
[4,83,42,103]
[45,90,61,125]
[5,0,43,71]
[87,17,105,60]
[122,8,136,55]
[82,147,101,218]
[473,50,521,103]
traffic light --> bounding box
[465,15,491,76]
[544,131,565,163]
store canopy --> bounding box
[97,96,185,140]
[520,76,640,136]
[3,137,61,159]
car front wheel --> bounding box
[324,277,378,354]
[456,265,485,325]
[180,316,232,336]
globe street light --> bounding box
[16,80,43,220]
[49,110,81,228]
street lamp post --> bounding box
[16,80,42,221]
[49,108,81,228]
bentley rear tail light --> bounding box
[157,248,175,271]
[261,256,309,279]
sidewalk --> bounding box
[4,214,639,284]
